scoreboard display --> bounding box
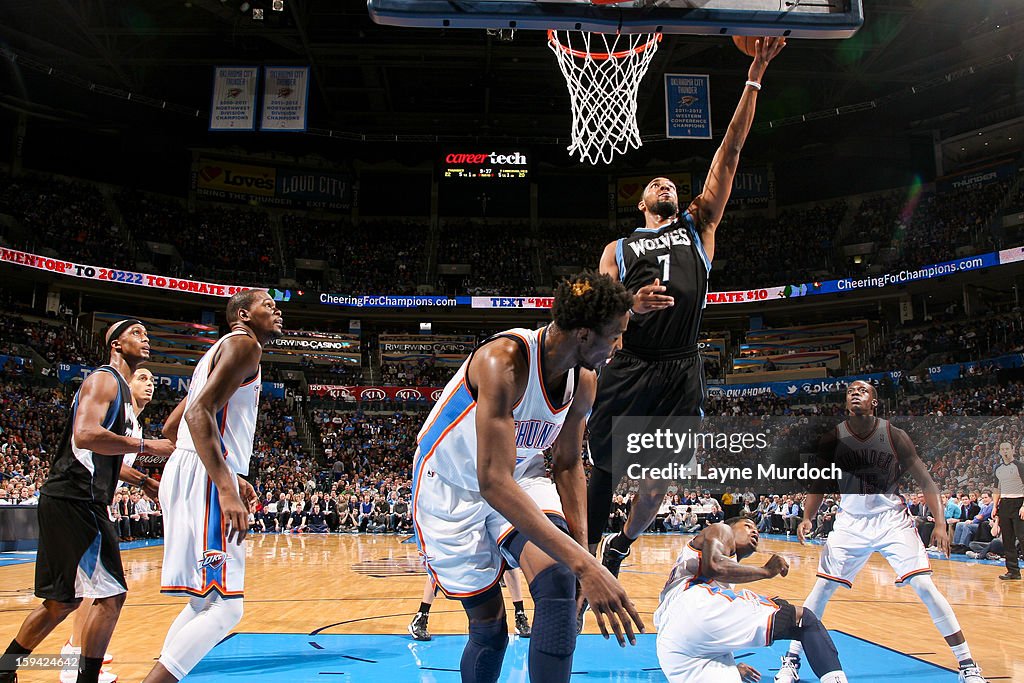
[441,150,529,180]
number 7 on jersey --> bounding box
[657,254,671,282]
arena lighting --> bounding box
[239,1,250,11]
[272,0,285,10]
[253,7,263,19]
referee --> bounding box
[992,441,1024,581]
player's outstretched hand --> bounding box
[143,438,175,458]
[737,663,761,683]
[762,554,789,578]
[578,562,645,647]
[633,278,674,314]
[929,525,951,558]
[747,37,786,83]
[796,519,813,545]
[219,487,250,544]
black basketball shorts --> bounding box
[35,494,127,602]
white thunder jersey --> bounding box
[834,417,906,516]
[175,330,261,476]
[417,326,576,491]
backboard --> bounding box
[367,0,864,38]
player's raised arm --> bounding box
[700,523,788,584]
[892,426,950,556]
[689,37,786,259]
[183,335,261,544]
[548,369,597,549]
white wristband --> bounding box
[745,80,762,91]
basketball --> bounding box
[732,35,760,57]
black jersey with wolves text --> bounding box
[613,212,710,355]
[42,366,138,507]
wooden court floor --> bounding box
[1,533,1020,682]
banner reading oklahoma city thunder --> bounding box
[261,66,310,132]
[209,67,258,131]
[665,74,711,139]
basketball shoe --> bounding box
[958,665,987,682]
[599,532,630,578]
[774,653,800,682]
[514,610,531,638]
[408,612,431,641]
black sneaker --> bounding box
[576,599,589,635]
[998,572,1021,581]
[599,532,630,578]
[408,612,431,641]
[514,611,531,638]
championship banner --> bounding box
[308,385,445,402]
[0,247,252,298]
[194,158,276,201]
[261,66,310,132]
[616,173,692,218]
[665,74,711,139]
[209,67,258,131]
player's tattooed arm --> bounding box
[549,369,597,549]
[700,524,787,583]
[689,36,785,258]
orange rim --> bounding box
[547,30,662,61]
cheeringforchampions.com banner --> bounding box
[4,245,1021,306]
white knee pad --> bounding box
[905,574,960,637]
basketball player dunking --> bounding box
[585,37,787,588]
[0,321,174,683]
[775,381,986,683]
[143,290,282,683]
[412,273,643,683]
[655,517,848,683]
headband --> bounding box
[105,319,144,347]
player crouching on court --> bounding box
[412,272,644,683]
[655,517,848,683]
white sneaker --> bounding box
[61,641,112,665]
[774,654,801,682]
[958,665,987,682]
[966,551,981,559]
[59,666,117,683]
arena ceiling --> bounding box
[1,0,1023,161]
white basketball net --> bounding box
[548,31,662,165]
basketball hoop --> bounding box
[548,30,662,165]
